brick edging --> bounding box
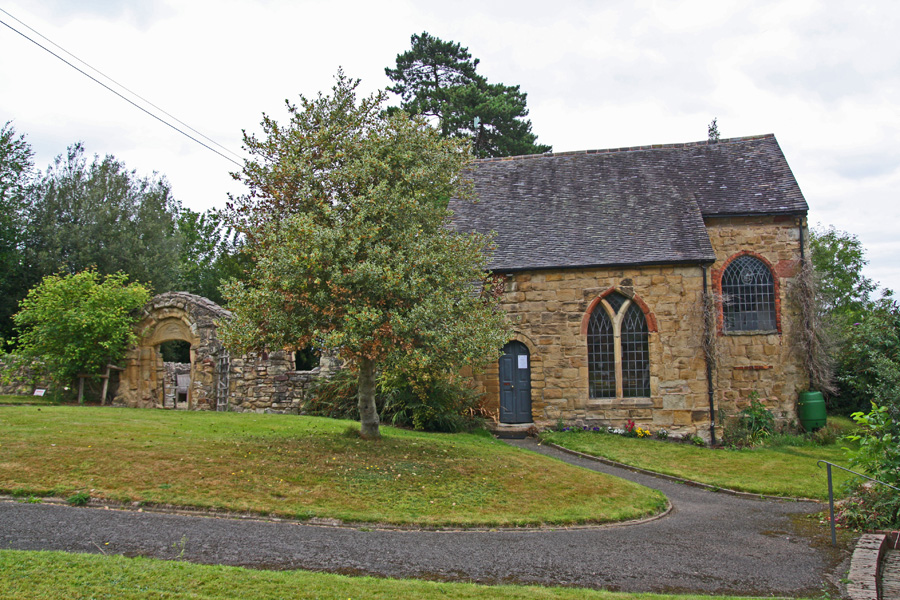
[540,439,820,502]
[847,533,888,600]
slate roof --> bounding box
[449,134,808,272]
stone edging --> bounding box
[0,494,672,533]
[540,439,821,502]
[847,533,889,600]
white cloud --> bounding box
[2,0,898,291]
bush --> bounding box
[304,369,377,420]
[722,395,775,448]
[831,294,900,417]
[838,484,900,530]
[304,368,485,433]
[839,403,900,530]
[381,375,484,433]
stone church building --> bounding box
[451,134,810,441]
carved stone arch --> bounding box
[509,331,540,357]
[580,287,658,336]
[115,292,232,410]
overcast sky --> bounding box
[1,0,898,293]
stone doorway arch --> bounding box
[114,292,231,409]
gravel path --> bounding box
[0,438,852,596]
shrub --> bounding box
[831,294,900,417]
[304,367,484,433]
[304,369,378,420]
[838,484,900,530]
[722,394,775,448]
[839,403,900,530]
[381,374,485,433]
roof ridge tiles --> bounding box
[474,133,776,163]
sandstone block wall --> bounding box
[473,215,809,440]
[707,215,809,430]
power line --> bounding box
[0,9,244,168]
[0,7,244,164]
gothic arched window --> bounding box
[588,291,650,398]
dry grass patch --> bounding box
[0,406,665,526]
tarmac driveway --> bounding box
[0,437,853,596]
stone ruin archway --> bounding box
[115,292,231,409]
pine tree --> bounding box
[386,32,550,158]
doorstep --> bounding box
[490,422,535,439]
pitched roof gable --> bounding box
[449,134,808,272]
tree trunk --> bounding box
[357,357,380,439]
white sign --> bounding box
[518,355,528,369]
[33,389,46,397]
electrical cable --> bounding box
[0,9,243,168]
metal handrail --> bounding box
[817,460,900,547]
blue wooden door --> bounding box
[499,341,532,423]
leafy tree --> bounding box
[386,31,550,158]
[0,122,34,341]
[810,225,876,327]
[840,402,900,530]
[13,269,150,392]
[223,71,511,439]
[838,298,900,529]
[809,225,884,413]
[21,144,182,296]
[836,293,900,416]
[175,207,248,304]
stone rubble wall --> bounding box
[0,358,52,395]
[225,351,320,414]
[162,362,191,408]
[3,292,333,412]
[109,292,332,414]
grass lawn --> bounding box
[540,427,855,500]
[0,550,779,600]
[0,405,665,526]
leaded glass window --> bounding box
[588,291,650,399]
[588,307,616,399]
[620,303,650,397]
[721,255,776,332]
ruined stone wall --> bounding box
[225,351,319,414]
[115,292,229,410]
[5,292,328,411]
[706,214,809,428]
[162,362,191,408]
[472,215,808,439]
[0,358,52,395]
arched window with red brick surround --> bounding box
[720,254,777,332]
[585,290,651,398]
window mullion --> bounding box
[613,300,629,399]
